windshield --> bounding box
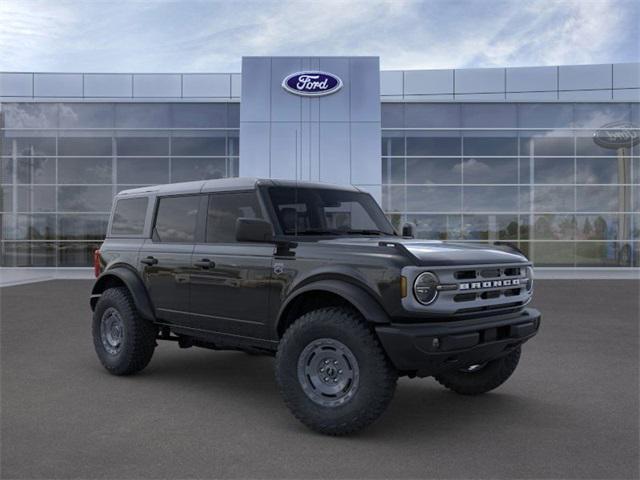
[267,186,396,237]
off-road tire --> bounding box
[92,287,157,376]
[434,347,521,395]
[275,307,398,436]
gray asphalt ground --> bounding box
[1,280,638,479]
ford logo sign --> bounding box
[282,71,343,97]
[593,121,640,149]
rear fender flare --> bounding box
[90,266,155,321]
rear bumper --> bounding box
[375,308,541,376]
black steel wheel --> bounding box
[276,307,397,436]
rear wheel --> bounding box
[92,287,157,376]
[434,347,521,395]
[275,307,397,436]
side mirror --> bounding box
[401,222,416,238]
[236,218,274,243]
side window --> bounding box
[153,195,200,243]
[111,197,148,235]
[206,192,262,243]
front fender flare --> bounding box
[90,266,155,321]
[277,279,390,331]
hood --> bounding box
[317,237,528,266]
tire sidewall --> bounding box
[276,310,396,428]
[92,289,142,373]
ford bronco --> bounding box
[90,178,540,435]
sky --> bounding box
[0,0,638,73]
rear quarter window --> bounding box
[111,197,149,236]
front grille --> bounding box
[402,262,532,317]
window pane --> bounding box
[171,136,225,156]
[59,214,109,240]
[382,158,404,184]
[463,186,519,212]
[117,158,169,185]
[58,158,112,184]
[575,242,631,267]
[16,186,56,212]
[533,214,576,240]
[116,137,168,156]
[463,214,518,240]
[381,134,404,156]
[520,135,574,156]
[406,135,461,156]
[531,242,575,267]
[576,158,629,184]
[518,104,573,129]
[58,137,112,156]
[171,158,226,182]
[2,104,58,128]
[2,137,56,156]
[463,137,517,156]
[381,104,404,128]
[2,214,56,240]
[111,197,148,235]
[462,158,517,184]
[172,104,228,128]
[576,214,630,241]
[461,104,517,128]
[1,187,13,212]
[2,242,57,267]
[154,195,200,243]
[406,186,461,212]
[228,104,240,127]
[406,214,462,240]
[206,192,261,243]
[58,242,101,267]
[58,186,113,212]
[405,104,461,128]
[573,104,630,128]
[576,186,625,212]
[534,158,575,184]
[576,136,623,156]
[114,104,170,128]
[1,158,12,184]
[17,157,56,184]
[384,186,405,212]
[533,186,575,212]
[406,158,461,184]
[59,104,114,128]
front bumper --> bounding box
[375,308,541,376]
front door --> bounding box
[139,194,202,324]
[189,191,273,340]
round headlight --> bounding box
[414,272,439,305]
[525,266,534,292]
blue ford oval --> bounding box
[282,71,343,96]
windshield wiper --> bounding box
[343,229,388,236]
[292,229,346,236]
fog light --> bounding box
[432,338,440,349]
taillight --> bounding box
[93,250,102,278]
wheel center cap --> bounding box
[325,365,337,377]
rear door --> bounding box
[189,191,274,340]
[139,194,203,324]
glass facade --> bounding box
[1,100,638,269]
[0,102,239,266]
[381,103,640,267]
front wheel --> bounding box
[434,347,521,395]
[275,307,398,436]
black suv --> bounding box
[91,178,540,435]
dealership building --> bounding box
[0,57,638,275]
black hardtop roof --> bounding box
[116,177,361,198]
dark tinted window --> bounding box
[111,197,148,235]
[154,195,200,243]
[206,192,262,243]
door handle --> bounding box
[141,256,158,266]
[193,258,215,269]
